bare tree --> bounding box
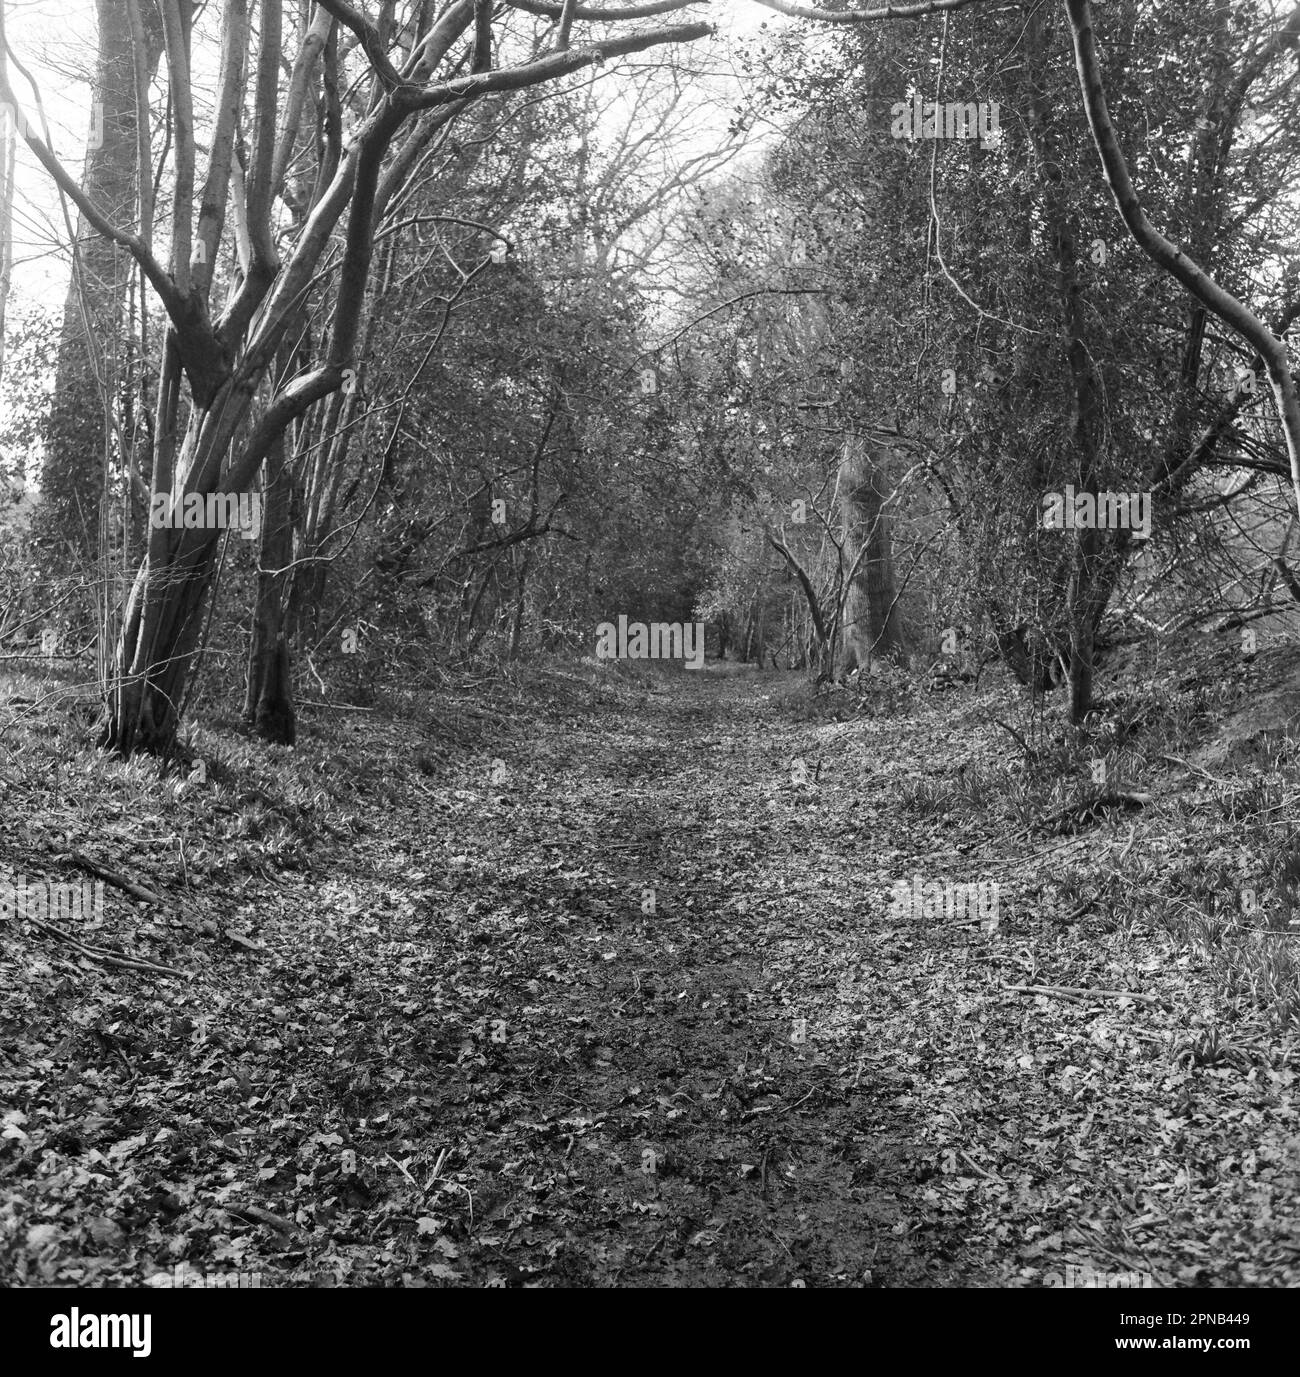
[0,0,712,755]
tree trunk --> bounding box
[1029,7,1104,723]
[243,343,297,744]
[838,434,910,673]
[37,0,160,572]
[509,545,531,661]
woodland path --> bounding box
[296,665,1286,1288]
[4,665,1295,1288]
[371,663,990,1287]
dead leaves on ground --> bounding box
[1,669,1297,1287]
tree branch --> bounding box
[648,287,826,357]
[472,0,493,71]
[0,26,180,319]
[1065,0,1300,523]
[403,0,476,80]
[159,0,196,292]
[272,4,335,190]
[402,21,714,108]
[507,0,707,19]
[1273,557,1300,607]
[768,533,830,644]
[314,0,408,89]
[191,0,249,304]
[557,0,579,50]
[747,0,989,23]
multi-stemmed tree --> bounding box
[1,0,712,755]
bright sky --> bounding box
[3,0,103,302]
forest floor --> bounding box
[1,643,1299,1287]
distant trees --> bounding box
[32,0,162,573]
[680,0,1300,708]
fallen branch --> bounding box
[68,851,165,905]
[385,1152,424,1197]
[991,716,1034,758]
[1006,983,1087,1004]
[959,1150,1001,1181]
[1039,791,1152,833]
[1114,825,1138,867]
[1044,899,1097,927]
[25,914,184,978]
[226,1203,300,1237]
[1002,982,1162,1005]
[1156,753,1234,788]
[422,1146,474,1228]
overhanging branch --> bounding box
[747,0,989,23]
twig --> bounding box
[226,1203,299,1237]
[959,1151,1000,1181]
[385,1152,423,1195]
[68,851,165,905]
[1114,825,1138,867]
[991,716,1034,757]
[26,914,184,977]
[423,1147,450,1194]
[1039,791,1152,833]
[1002,982,1163,1005]
[1009,984,1086,1004]
[1156,753,1233,788]
[422,1145,474,1227]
